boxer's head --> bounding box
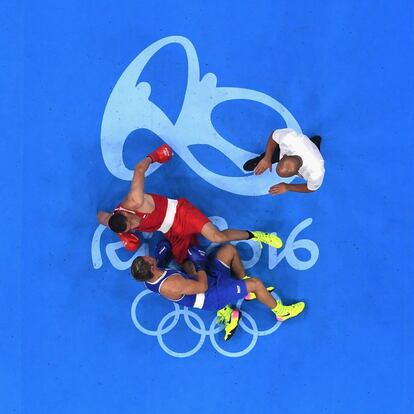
[276,155,303,177]
[108,212,128,233]
[131,256,158,282]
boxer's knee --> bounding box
[246,277,264,292]
[216,243,236,264]
[220,244,237,256]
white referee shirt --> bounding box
[272,128,325,191]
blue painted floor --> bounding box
[3,1,414,413]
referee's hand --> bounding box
[269,183,288,195]
[254,158,272,175]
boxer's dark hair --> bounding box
[131,257,153,281]
[108,213,128,233]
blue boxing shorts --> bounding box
[201,258,248,311]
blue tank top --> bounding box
[144,268,204,308]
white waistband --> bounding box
[158,198,178,233]
[193,293,205,309]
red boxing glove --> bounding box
[117,232,141,252]
[147,144,173,164]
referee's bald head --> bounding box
[276,155,302,177]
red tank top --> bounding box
[114,193,168,232]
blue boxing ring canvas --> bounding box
[2,1,413,413]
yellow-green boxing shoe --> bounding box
[251,231,283,249]
[216,305,241,341]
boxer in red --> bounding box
[97,144,283,264]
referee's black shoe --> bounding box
[243,153,265,172]
[310,135,322,150]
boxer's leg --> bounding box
[201,222,283,249]
[215,244,245,279]
[208,257,246,342]
[180,200,282,248]
[214,244,271,300]
[245,278,277,308]
[200,222,248,243]
[245,278,305,322]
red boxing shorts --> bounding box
[165,198,210,264]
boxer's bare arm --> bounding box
[122,157,152,209]
[161,272,208,297]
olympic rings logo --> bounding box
[131,289,282,358]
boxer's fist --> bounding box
[117,232,141,252]
[155,239,173,267]
[187,246,207,271]
[147,144,173,164]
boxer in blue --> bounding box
[131,242,305,341]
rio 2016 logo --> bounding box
[100,35,300,196]
[93,35,319,357]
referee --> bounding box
[243,128,325,195]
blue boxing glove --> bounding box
[155,239,173,268]
[187,246,207,272]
